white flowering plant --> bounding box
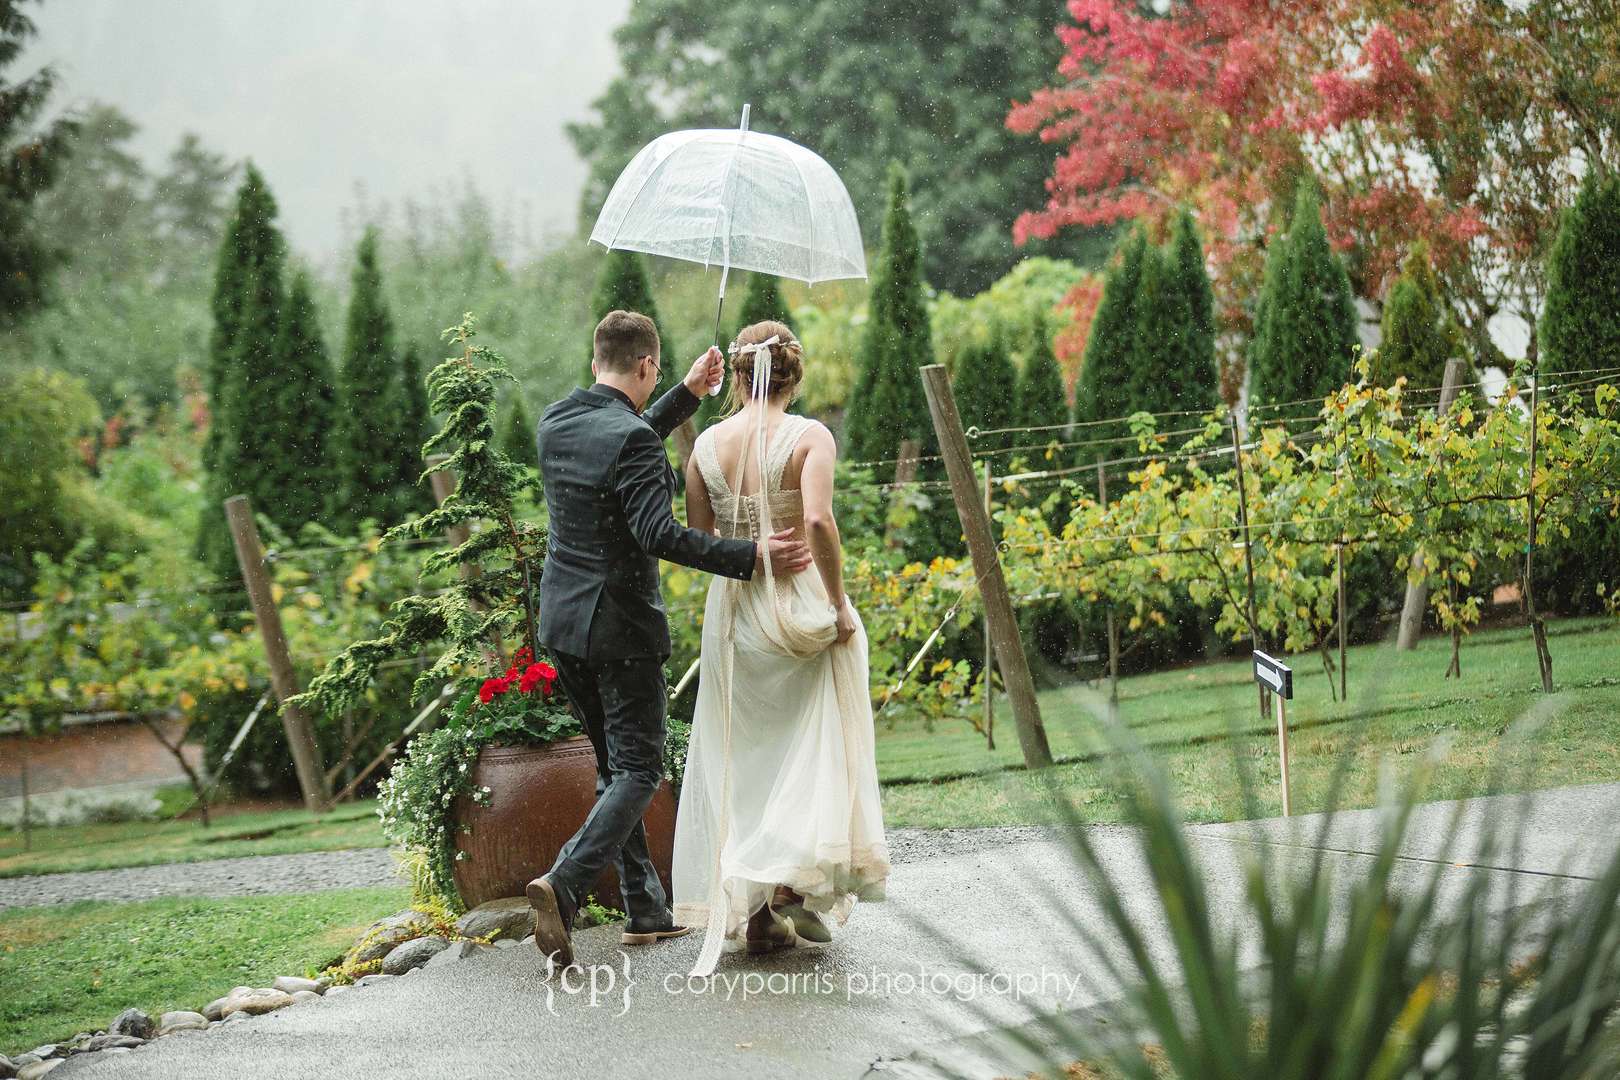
[376,645,582,910]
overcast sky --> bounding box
[22,0,632,259]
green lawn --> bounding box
[877,616,1620,828]
[5,618,1616,872]
[0,885,409,1052]
[0,801,383,879]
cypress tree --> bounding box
[390,344,434,516]
[952,330,1018,438]
[1127,213,1220,421]
[197,164,290,579]
[846,164,934,463]
[1538,170,1620,615]
[328,227,408,532]
[500,394,534,468]
[586,249,673,397]
[1372,240,1467,392]
[1540,170,1620,380]
[734,271,792,332]
[267,268,337,533]
[1249,180,1358,414]
[1016,330,1070,448]
[1075,227,1148,437]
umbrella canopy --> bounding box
[589,108,867,286]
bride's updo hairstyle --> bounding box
[722,320,804,416]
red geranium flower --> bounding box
[478,677,506,704]
[519,661,556,696]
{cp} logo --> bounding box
[541,950,637,1017]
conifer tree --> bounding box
[846,165,934,463]
[734,271,792,333]
[197,164,290,578]
[952,330,1018,438]
[390,345,434,516]
[1075,227,1148,439]
[586,249,673,396]
[1128,211,1220,419]
[1538,170,1620,615]
[1540,170,1620,380]
[328,227,409,532]
[500,394,534,468]
[1372,240,1466,392]
[1248,180,1359,414]
[1016,330,1070,447]
[267,268,337,532]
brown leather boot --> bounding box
[525,874,575,972]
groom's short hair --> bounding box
[593,310,660,373]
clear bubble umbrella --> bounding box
[589,105,868,394]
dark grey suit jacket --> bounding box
[535,381,756,661]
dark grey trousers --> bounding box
[547,652,671,930]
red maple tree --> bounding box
[1010,0,1618,364]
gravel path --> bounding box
[0,848,402,910]
[0,825,1091,910]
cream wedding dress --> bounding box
[672,411,890,976]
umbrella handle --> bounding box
[708,291,728,397]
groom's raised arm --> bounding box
[641,382,702,440]
[613,424,755,580]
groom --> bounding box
[527,309,811,971]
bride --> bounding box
[672,319,890,975]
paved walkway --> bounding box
[50,783,1620,1080]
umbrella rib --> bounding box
[786,150,818,284]
[605,146,680,251]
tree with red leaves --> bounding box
[1010,0,1620,369]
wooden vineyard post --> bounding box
[1337,542,1348,703]
[1230,415,1266,722]
[920,364,1053,769]
[982,461,995,750]
[224,495,330,812]
[1097,463,1120,718]
[1397,357,1467,650]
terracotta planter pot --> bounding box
[450,737,676,911]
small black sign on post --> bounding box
[1253,650,1294,815]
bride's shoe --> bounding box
[744,905,795,955]
[773,901,832,945]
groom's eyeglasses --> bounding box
[642,354,661,379]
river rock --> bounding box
[454,897,534,942]
[272,975,322,995]
[354,973,395,988]
[323,984,351,996]
[108,1007,154,1040]
[347,909,437,966]
[83,1035,144,1053]
[157,1011,209,1036]
[218,987,294,1016]
[222,1010,251,1023]
[290,990,321,1004]
[17,1062,62,1079]
[203,986,252,1021]
[425,939,495,968]
[382,935,449,974]
[0,1054,14,1079]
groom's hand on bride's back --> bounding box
[758,527,812,577]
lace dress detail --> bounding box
[673,414,890,976]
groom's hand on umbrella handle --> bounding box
[684,346,725,398]
[758,528,812,577]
